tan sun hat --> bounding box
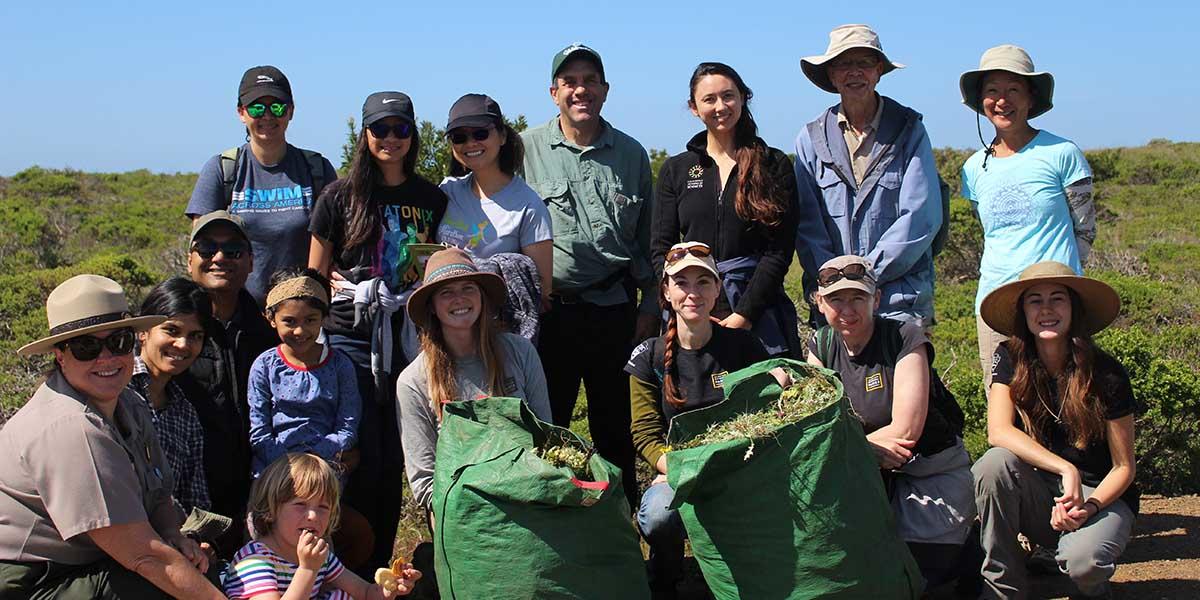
[980,261,1120,337]
[406,247,506,330]
[959,44,1055,119]
[815,255,877,296]
[801,24,905,94]
[663,242,718,279]
[18,274,166,357]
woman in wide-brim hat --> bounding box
[0,275,225,598]
[394,247,552,519]
[958,45,1098,389]
[972,261,1136,599]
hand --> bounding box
[651,473,668,487]
[375,561,422,598]
[866,435,915,470]
[296,529,329,571]
[1055,466,1085,512]
[633,312,659,344]
[338,448,361,474]
[167,533,209,573]
[717,313,752,330]
[769,367,793,388]
[1050,500,1089,532]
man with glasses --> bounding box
[185,210,277,556]
[795,25,942,328]
[522,44,655,510]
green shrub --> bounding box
[9,167,81,197]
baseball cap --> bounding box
[190,210,249,247]
[663,242,718,279]
[551,43,605,82]
[446,94,503,131]
[238,65,293,106]
[817,255,877,296]
[362,91,416,128]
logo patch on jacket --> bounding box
[865,372,884,392]
[711,371,729,389]
[687,165,705,189]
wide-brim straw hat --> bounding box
[406,247,506,331]
[18,274,166,357]
[980,261,1120,337]
[959,44,1055,119]
[801,24,905,94]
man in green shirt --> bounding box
[522,43,656,510]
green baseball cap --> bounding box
[551,43,605,82]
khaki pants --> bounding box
[976,314,1009,391]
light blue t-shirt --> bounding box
[436,173,552,258]
[961,130,1091,313]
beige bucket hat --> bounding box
[980,262,1120,337]
[801,24,905,94]
[959,44,1055,119]
[18,274,166,357]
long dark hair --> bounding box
[1007,288,1106,449]
[340,123,423,250]
[688,62,786,227]
[448,120,525,178]
[140,277,213,323]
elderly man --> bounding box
[185,210,276,555]
[794,24,942,328]
[522,43,655,511]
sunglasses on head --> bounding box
[665,244,712,265]
[58,328,136,361]
[367,121,412,140]
[447,127,493,145]
[245,102,289,119]
[191,240,248,260]
[817,263,872,287]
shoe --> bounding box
[1026,545,1059,576]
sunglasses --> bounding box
[830,56,881,72]
[58,328,136,361]
[367,122,413,140]
[245,102,289,119]
[191,240,249,260]
[447,127,493,145]
[665,244,712,265]
[817,264,872,287]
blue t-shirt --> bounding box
[961,130,1091,313]
[186,144,337,305]
[435,174,552,258]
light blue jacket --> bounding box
[794,96,941,323]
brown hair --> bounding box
[248,453,342,539]
[1007,288,1107,449]
[448,122,525,178]
[688,62,787,228]
[419,290,507,419]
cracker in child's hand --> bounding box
[374,557,409,594]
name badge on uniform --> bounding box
[865,372,884,392]
[711,371,729,389]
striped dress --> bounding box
[221,539,349,599]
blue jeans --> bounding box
[637,481,686,586]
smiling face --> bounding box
[138,314,205,377]
[449,125,503,173]
[1021,282,1073,343]
[188,224,252,294]
[237,95,291,145]
[664,266,720,324]
[689,74,743,135]
[366,116,412,168]
[981,71,1034,131]
[431,280,483,335]
[54,328,136,404]
[550,59,609,129]
[816,288,880,340]
[268,299,324,357]
[827,48,884,103]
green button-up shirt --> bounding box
[521,116,656,313]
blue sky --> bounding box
[1,0,1194,175]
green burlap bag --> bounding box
[432,397,649,600]
[666,358,923,599]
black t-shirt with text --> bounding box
[992,343,1139,513]
[625,325,768,421]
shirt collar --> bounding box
[549,115,613,150]
[835,94,884,134]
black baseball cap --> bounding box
[238,66,293,106]
[551,44,605,82]
[446,94,503,131]
[362,91,416,128]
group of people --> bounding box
[0,23,1135,600]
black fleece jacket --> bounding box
[652,132,799,321]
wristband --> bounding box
[1084,499,1102,515]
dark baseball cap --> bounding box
[362,91,415,127]
[238,65,293,106]
[446,94,503,131]
[551,43,605,82]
